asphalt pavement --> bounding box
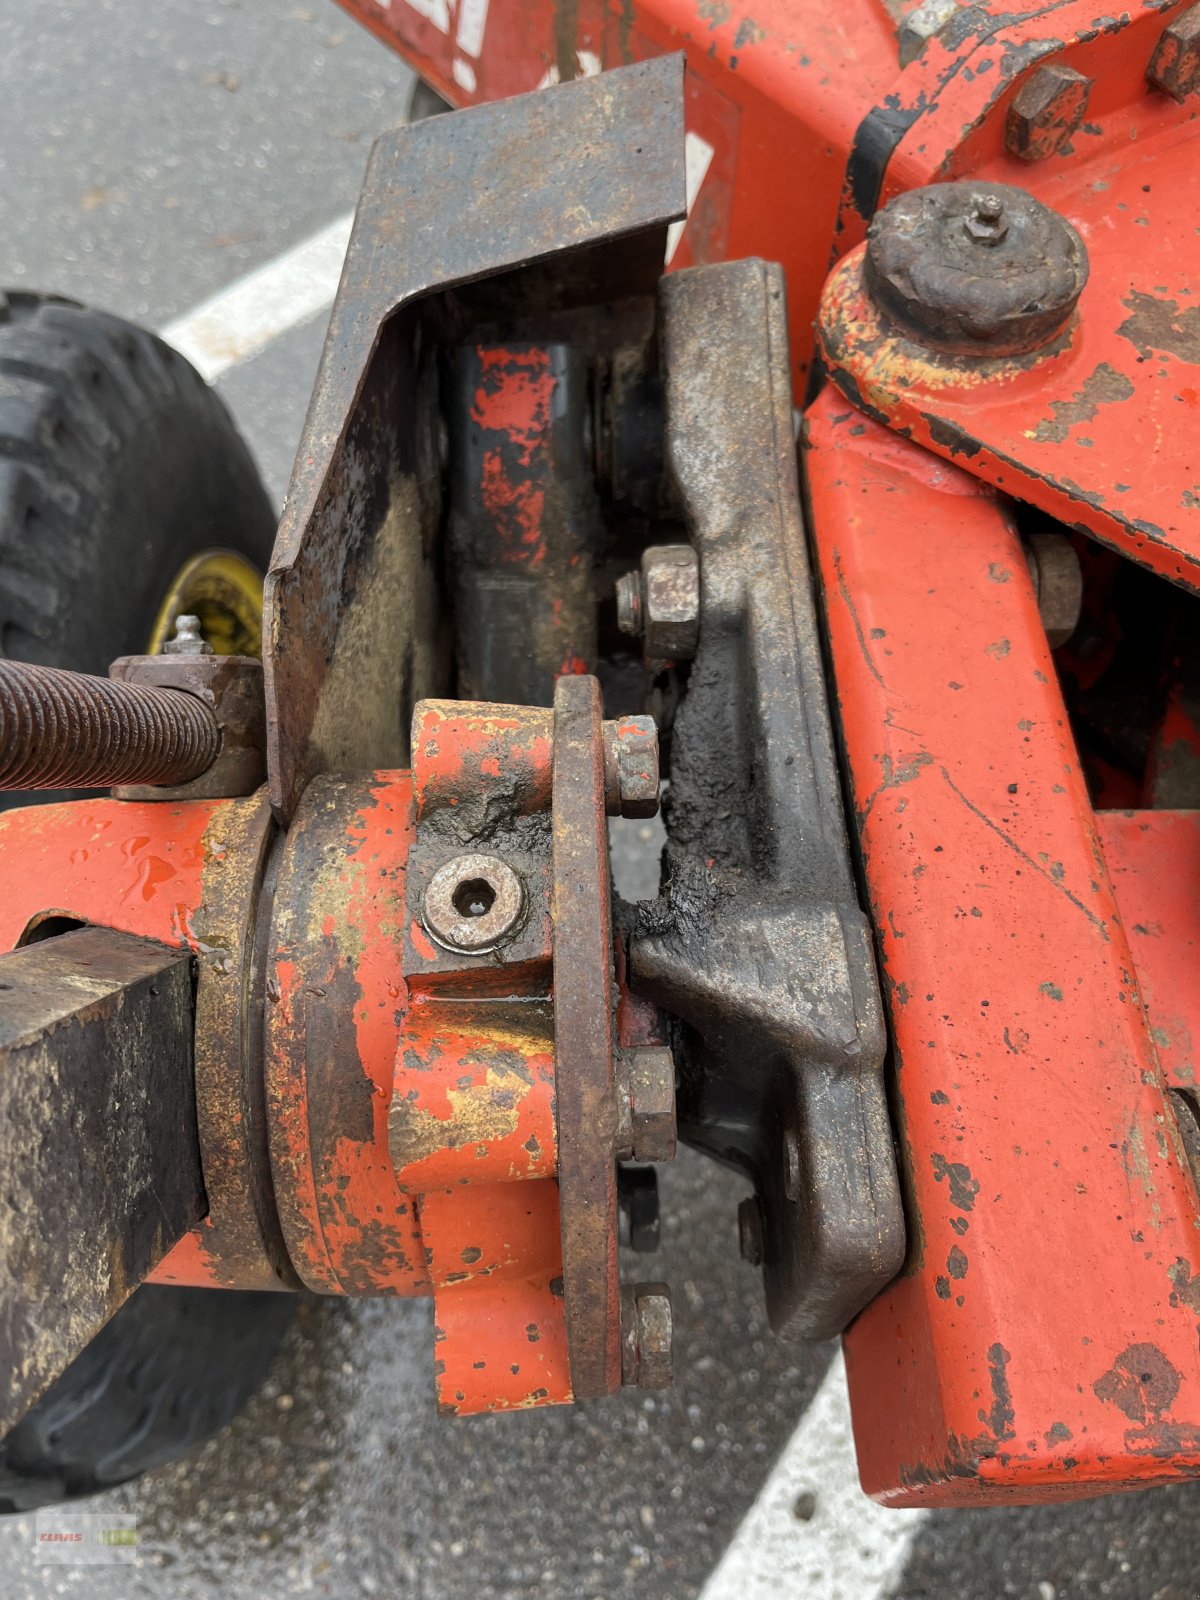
[1,4,1199,1596]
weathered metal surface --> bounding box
[149,791,297,1291]
[552,674,623,1398]
[447,342,601,704]
[0,927,202,1433]
[631,260,902,1340]
[109,653,266,801]
[335,0,1200,401]
[804,390,1200,1502]
[863,182,1088,356]
[266,770,424,1297]
[0,659,219,790]
[263,54,686,822]
[819,120,1200,592]
[401,699,570,1412]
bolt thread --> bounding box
[0,660,221,790]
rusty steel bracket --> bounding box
[263,54,686,822]
[630,260,904,1339]
[0,927,203,1432]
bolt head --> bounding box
[620,1282,673,1390]
[421,853,525,954]
[1005,63,1092,162]
[617,1046,677,1163]
[896,0,960,67]
[738,1195,765,1266]
[1149,3,1200,101]
[605,715,660,819]
[641,544,700,664]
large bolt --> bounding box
[421,853,525,954]
[864,180,1089,357]
[0,659,221,791]
[1005,63,1092,162]
[1148,3,1200,101]
[602,714,660,820]
[614,544,700,665]
[162,613,213,657]
[620,1282,673,1390]
[615,1046,677,1163]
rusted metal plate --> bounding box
[0,927,202,1432]
[263,54,686,822]
[552,674,621,1398]
[631,260,902,1339]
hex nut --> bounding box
[864,181,1089,357]
[738,1195,765,1266]
[1005,63,1092,162]
[107,651,265,800]
[422,854,525,954]
[642,544,700,663]
[620,1281,674,1390]
[602,715,660,820]
[615,569,642,636]
[616,1046,677,1163]
[897,0,960,67]
[1148,3,1200,101]
[1024,532,1083,649]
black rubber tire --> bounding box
[0,289,277,802]
[0,1287,296,1513]
[0,290,292,1511]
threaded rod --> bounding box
[0,660,221,790]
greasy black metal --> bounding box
[447,343,603,705]
[552,674,621,1398]
[0,927,202,1432]
[264,54,687,823]
[864,181,1089,356]
[109,653,266,801]
[629,261,905,1339]
[0,659,220,790]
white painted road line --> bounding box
[159,210,354,382]
[700,1352,927,1600]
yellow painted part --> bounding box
[147,548,264,657]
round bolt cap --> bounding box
[1149,3,1200,101]
[620,1281,673,1390]
[1005,63,1092,162]
[422,853,525,954]
[864,181,1089,357]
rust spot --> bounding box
[1045,1420,1072,1446]
[1118,291,1200,367]
[978,1343,1015,1443]
[931,1152,980,1211]
[1093,1343,1181,1424]
[947,1245,968,1279]
[1027,363,1135,445]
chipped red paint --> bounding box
[411,701,553,821]
[805,390,1200,1503]
[473,345,552,569]
[818,113,1200,593]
